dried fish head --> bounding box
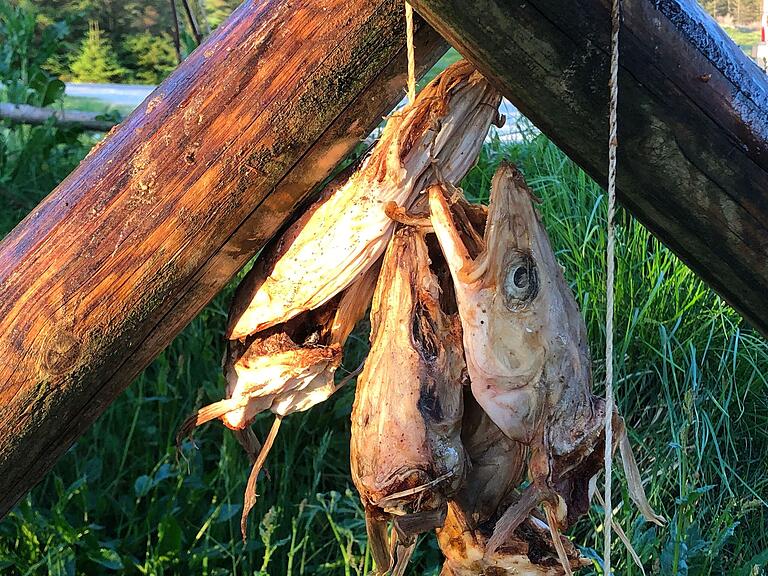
[351,226,466,573]
[228,61,501,339]
[429,162,598,453]
[178,260,379,541]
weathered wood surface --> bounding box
[0,102,117,131]
[411,0,768,337]
[0,0,446,518]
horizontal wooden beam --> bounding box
[0,102,117,131]
[0,0,447,518]
[411,0,768,337]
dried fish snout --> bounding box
[351,227,466,574]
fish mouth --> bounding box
[373,467,455,514]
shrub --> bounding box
[0,0,93,236]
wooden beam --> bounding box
[0,102,117,131]
[410,0,768,337]
[0,0,447,518]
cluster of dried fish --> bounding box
[179,60,663,573]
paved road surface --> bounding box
[65,83,156,107]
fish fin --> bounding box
[458,250,489,284]
[176,397,244,450]
[619,426,665,526]
[389,522,417,576]
[486,482,543,556]
[331,259,382,346]
[365,511,391,575]
[240,415,283,541]
[543,501,574,576]
[385,201,433,230]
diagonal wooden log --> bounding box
[410,0,768,337]
[0,0,447,518]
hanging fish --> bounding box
[177,258,379,541]
[437,391,588,575]
[350,226,467,575]
[228,60,502,340]
[428,163,663,571]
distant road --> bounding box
[64,83,525,140]
[64,83,157,107]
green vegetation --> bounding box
[69,21,126,83]
[1,127,766,573]
[0,0,96,235]
[11,0,241,85]
[700,0,766,25]
[61,95,134,116]
[121,32,177,85]
[723,26,763,51]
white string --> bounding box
[603,0,621,573]
[405,1,416,104]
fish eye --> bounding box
[502,251,538,309]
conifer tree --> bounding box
[69,21,125,83]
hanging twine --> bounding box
[405,1,416,104]
[604,0,621,573]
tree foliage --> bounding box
[700,0,765,25]
[25,0,241,84]
[69,20,125,83]
[122,32,176,84]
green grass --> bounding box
[722,26,762,52]
[418,48,462,87]
[0,130,766,575]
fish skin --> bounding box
[228,61,501,340]
[351,226,467,574]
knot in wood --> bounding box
[40,329,81,377]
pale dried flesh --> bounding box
[428,164,663,566]
[351,226,466,575]
[228,60,502,340]
[177,259,379,540]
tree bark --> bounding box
[0,0,446,519]
[0,103,117,131]
[410,0,768,338]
